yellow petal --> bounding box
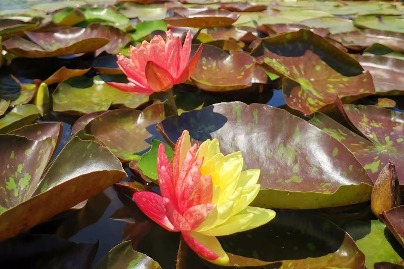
[196,200,234,231]
[237,169,260,188]
[200,206,276,236]
[198,138,220,161]
[232,184,260,215]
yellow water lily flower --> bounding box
[133,130,275,265]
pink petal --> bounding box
[180,31,192,71]
[172,130,191,183]
[133,192,178,232]
[106,82,154,95]
[116,54,148,87]
[145,61,174,92]
[157,144,176,206]
[175,44,203,84]
[183,203,214,230]
[182,231,229,265]
[166,36,181,78]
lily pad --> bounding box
[356,55,404,94]
[43,67,90,85]
[53,75,148,114]
[0,19,38,37]
[117,3,167,21]
[3,28,109,58]
[383,206,404,248]
[0,135,126,240]
[81,7,131,30]
[354,15,404,34]
[215,210,365,268]
[355,220,403,269]
[0,99,10,116]
[9,122,62,143]
[340,104,404,185]
[254,29,375,115]
[0,234,97,269]
[83,104,165,161]
[219,2,267,12]
[191,45,256,91]
[0,104,40,134]
[52,7,86,26]
[164,9,239,28]
[158,102,373,209]
[130,20,167,41]
[299,17,356,34]
[329,30,404,53]
[309,111,403,185]
[10,83,36,106]
[95,241,162,269]
[371,163,401,217]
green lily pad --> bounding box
[83,104,165,161]
[309,110,403,185]
[299,17,356,35]
[158,102,373,209]
[130,20,167,41]
[137,139,173,182]
[356,55,404,94]
[354,15,404,34]
[52,7,86,26]
[3,27,109,58]
[191,45,256,91]
[0,104,40,134]
[95,241,162,269]
[81,7,131,30]
[0,19,38,37]
[0,135,126,240]
[355,220,403,268]
[256,9,333,25]
[254,29,375,115]
[10,83,36,106]
[0,99,10,116]
[53,75,148,114]
[117,3,167,21]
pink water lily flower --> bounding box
[133,130,276,265]
[108,30,203,95]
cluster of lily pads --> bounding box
[0,0,403,268]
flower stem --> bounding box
[166,88,178,116]
[176,235,188,269]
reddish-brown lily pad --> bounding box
[53,76,148,114]
[330,29,404,53]
[254,29,375,115]
[371,163,401,217]
[219,2,268,12]
[382,206,404,248]
[43,67,90,85]
[83,104,165,161]
[3,27,109,58]
[0,19,38,37]
[356,55,404,94]
[0,135,126,240]
[158,102,373,209]
[310,106,404,185]
[340,104,404,184]
[191,45,256,91]
[164,9,239,28]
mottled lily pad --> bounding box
[254,29,375,115]
[83,104,165,161]
[191,45,256,91]
[164,9,239,28]
[95,241,161,269]
[309,111,403,185]
[3,27,109,58]
[340,104,404,185]
[10,83,36,106]
[382,206,404,248]
[158,102,373,209]
[354,15,404,34]
[53,76,148,114]
[356,55,404,94]
[0,135,126,240]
